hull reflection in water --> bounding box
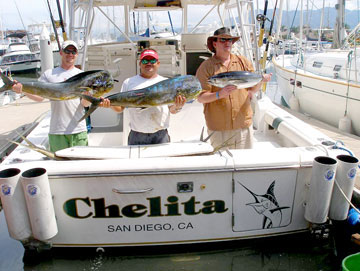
[9,233,342,270]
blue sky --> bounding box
[0,0,358,31]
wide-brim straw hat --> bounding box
[207,27,240,53]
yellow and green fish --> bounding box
[0,70,115,100]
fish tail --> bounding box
[0,72,15,93]
[8,133,59,160]
[79,94,102,122]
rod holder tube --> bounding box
[0,168,32,241]
[21,168,58,241]
[329,155,359,221]
[305,156,337,224]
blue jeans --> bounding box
[128,129,170,145]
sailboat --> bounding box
[272,0,360,136]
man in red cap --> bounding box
[196,27,272,149]
[101,48,186,145]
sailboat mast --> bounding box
[338,0,346,43]
[332,0,346,48]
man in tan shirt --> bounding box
[196,27,272,149]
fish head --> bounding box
[208,71,262,89]
[175,75,202,101]
[86,70,115,97]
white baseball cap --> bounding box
[61,40,79,51]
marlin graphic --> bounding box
[238,181,290,229]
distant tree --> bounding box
[290,26,300,34]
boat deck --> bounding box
[0,96,359,189]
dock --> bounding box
[0,95,50,161]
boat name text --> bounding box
[63,196,228,219]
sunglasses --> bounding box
[63,49,77,55]
[217,38,235,43]
[141,59,157,64]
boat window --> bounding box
[2,56,9,63]
[18,55,24,62]
[312,61,323,68]
[333,65,342,71]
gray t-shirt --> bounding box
[39,66,87,135]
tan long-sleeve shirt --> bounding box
[196,54,254,131]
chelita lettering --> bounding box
[63,196,228,219]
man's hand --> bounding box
[99,98,111,108]
[261,73,272,83]
[170,95,186,113]
[12,81,23,94]
[219,84,237,99]
[174,95,186,108]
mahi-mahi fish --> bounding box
[79,75,202,121]
[0,70,115,100]
[208,71,262,89]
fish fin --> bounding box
[78,94,102,122]
[201,128,215,143]
[64,70,102,83]
[0,72,15,93]
[266,181,276,197]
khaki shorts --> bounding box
[208,126,253,150]
[48,131,88,152]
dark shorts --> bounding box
[128,129,170,145]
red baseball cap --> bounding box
[140,49,159,60]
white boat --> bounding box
[272,51,360,136]
[0,42,41,74]
[0,0,358,250]
[272,0,360,136]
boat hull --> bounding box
[5,59,41,74]
[273,55,360,136]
